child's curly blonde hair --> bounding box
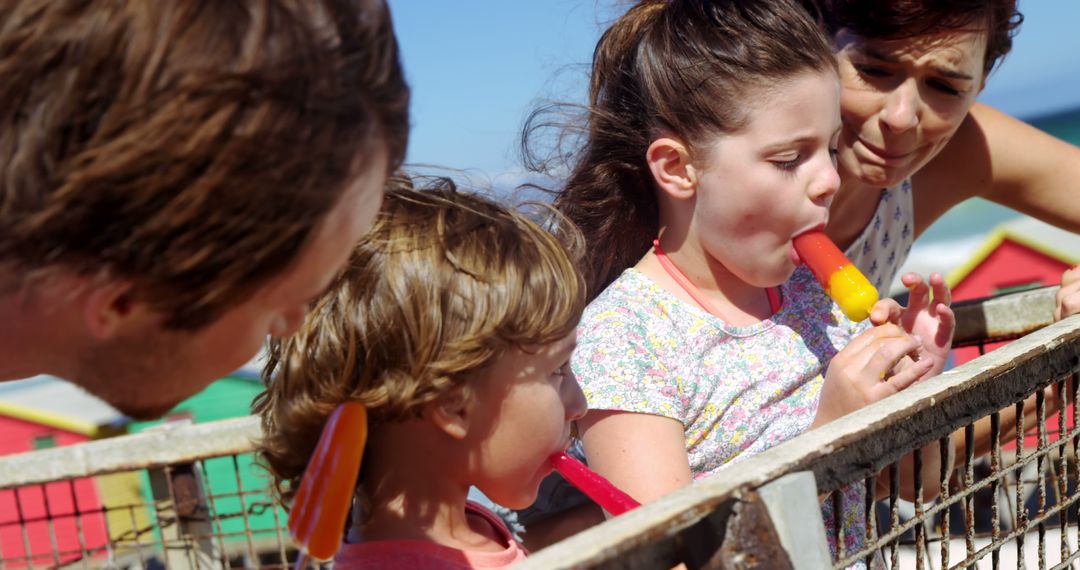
[253,176,586,504]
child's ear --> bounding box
[426,386,471,440]
[646,137,697,200]
[82,279,145,341]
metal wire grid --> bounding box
[832,373,1080,569]
[0,453,296,569]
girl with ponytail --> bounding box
[531,0,956,564]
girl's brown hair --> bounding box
[0,0,409,328]
[253,176,586,503]
[526,0,836,299]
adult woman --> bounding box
[804,0,1080,293]
[806,0,1080,473]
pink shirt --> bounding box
[333,501,529,569]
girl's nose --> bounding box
[564,369,588,422]
[880,80,920,133]
[809,160,841,206]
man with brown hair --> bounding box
[0,0,409,419]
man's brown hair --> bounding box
[0,0,410,328]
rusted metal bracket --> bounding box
[708,492,792,570]
[695,472,827,570]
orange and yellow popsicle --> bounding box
[550,451,640,516]
[288,401,368,565]
[793,230,878,322]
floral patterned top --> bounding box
[573,265,872,565]
[844,179,915,296]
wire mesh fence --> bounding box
[0,418,303,569]
[835,370,1080,569]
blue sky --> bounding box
[389,0,1080,178]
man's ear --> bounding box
[646,137,697,201]
[426,385,471,440]
[82,279,142,341]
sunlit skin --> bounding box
[1056,265,1080,321]
[0,146,390,419]
[640,70,842,327]
[360,333,585,551]
[827,27,987,249]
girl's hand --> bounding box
[870,272,955,379]
[1055,265,1080,321]
[812,324,931,428]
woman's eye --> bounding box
[855,64,891,78]
[929,79,962,97]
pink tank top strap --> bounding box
[652,239,780,318]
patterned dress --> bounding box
[573,265,872,565]
[844,180,916,296]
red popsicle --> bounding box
[792,230,879,322]
[288,401,368,566]
[550,451,641,516]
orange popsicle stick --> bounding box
[792,230,878,322]
[288,401,368,563]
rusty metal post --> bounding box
[698,472,827,570]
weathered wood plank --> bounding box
[0,416,261,487]
[952,285,1058,346]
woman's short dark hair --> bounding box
[803,0,1023,75]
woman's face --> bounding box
[833,27,988,189]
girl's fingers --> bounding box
[880,358,933,394]
[843,323,910,357]
[1062,265,1080,287]
[863,334,923,383]
[869,299,902,326]
[930,273,951,306]
[903,273,929,304]
[903,276,930,329]
[934,305,956,347]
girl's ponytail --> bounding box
[554,1,667,299]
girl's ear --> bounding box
[646,137,697,200]
[427,386,470,440]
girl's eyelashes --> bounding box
[772,155,802,172]
[772,146,837,173]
